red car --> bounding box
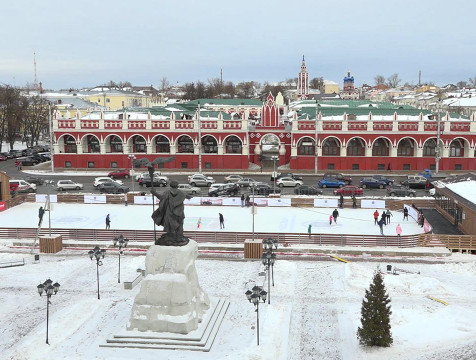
[334,185,363,196]
[0,154,7,161]
[107,169,130,179]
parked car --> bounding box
[188,174,215,187]
[372,175,394,185]
[178,184,201,195]
[208,183,240,197]
[17,156,40,166]
[401,175,428,189]
[23,176,45,185]
[56,180,83,191]
[135,171,168,182]
[318,178,345,188]
[224,174,243,183]
[93,177,123,188]
[386,184,416,197]
[253,183,281,196]
[31,153,49,163]
[271,172,303,181]
[9,150,22,158]
[140,175,168,187]
[323,173,352,184]
[98,182,130,194]
[1,152,13,159]
[0,153,8,161]
[294,185,323,195]
[9,179,37,193]
[237,178,258,187]
[334,185,363,196]
[276,177,304,187]
[359,178,387,189]
[108,169,130,179]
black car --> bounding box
[372,175,394,185]
[294,185,323,195]
[253,183,282,196]
[386,185,416,197]
[17,157,40,166]
[23,176,45,185]
[31,153,49,163]
[208,183,240,197]
[271,172,303,181]
[98,182,130,194]
[140,176,168,187]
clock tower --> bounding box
[297,55,309,100]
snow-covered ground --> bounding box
[0,202,425,237]
[0,251,475,360]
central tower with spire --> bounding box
[297,55,309,100]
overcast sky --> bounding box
[0,0,474,90]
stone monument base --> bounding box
[127,240,209,334]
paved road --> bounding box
[0,158,431,198]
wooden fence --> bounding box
[419,234,476,252]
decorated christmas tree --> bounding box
[357,269,393,347]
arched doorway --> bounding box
[347,138,365,156]
[372,138,390,156]
[260,133,280,169]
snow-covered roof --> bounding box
[446,180,476,205]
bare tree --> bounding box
[159,77,170,92]
[0,86,28,150]
[456,81,468,89]
[206,78,224,98]
[468,77,476,88]
[182,82,196,100]
[310,77,324,92]
[236,81,256,98]
[386,74,401,88]
[374,75,386,85]
[24,95,50,147]
[196,81,207,99]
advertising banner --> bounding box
[84,195,107,204]
[134,195,159,205]
[268,198,291,207]
[404,204,419,222]
[314,198,338,208]
[35,194,58,203]
[360,199,386,209]
[222,198,242,206]
[200,198,223,206]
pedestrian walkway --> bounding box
[422,208,463,235]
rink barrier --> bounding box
[0,227,451,248]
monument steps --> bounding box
[100,298,229,352]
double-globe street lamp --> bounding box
[245,285,267,346]
[112,234,129,283]
[37,279,60,345]
[261,238,278,304]
[88,246,106,299]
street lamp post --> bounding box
[148,165,157,241]
[270,155,278,194]
[251,184,256,240]
[245,285,267,346]
[128,154,136,194]
[37,279,60,345]
[261,238,278,304]
[88,246,106,299]
[198,101,202,173]
[112,235,129,283]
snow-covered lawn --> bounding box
[0,251,475,360]
[1,202,425,237]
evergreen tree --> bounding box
[357,269,393,347]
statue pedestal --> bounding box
[127,240,210,334]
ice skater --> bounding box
[329,214,333,225]
[219,213,224,229]
[105,214,111,229]
[386,209,393,224]
[245,195,250,207]
[419,212,425,228]
[241,194,245,207]
[332,209,339,224]
[380,212,387,226]
[308,224,312,238]
[352,194,357,209]
[373,210,379,225]
[124,193,128,206]
[378,217,385,235]
[403,207,409,221]
[197,217,201,228]
[396,224,402,238]
[339,194,344,209]
[38,206,45,226]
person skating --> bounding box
[241,194,245,207]
[352,194,357,209]
[197,217,201,228]
[245,195,250,207]
[385,209,393,224]
[396,224,402,238]
[419,212,425,228]
[219,213,224,229]
[339,194,344,209]
[378,217,385,235]
[332,209,339,224]
[403,207,409,221]
[373,210,379,225]
[380,212,387,226]
[105,214,111,229]
[123,193,128,206]
[38,206,45,226]
[308,224,312,238]
[329,215,333,225]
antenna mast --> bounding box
[34,51,38,90]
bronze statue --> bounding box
[151,180,192,246]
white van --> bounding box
[9,179,37,193]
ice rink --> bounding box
[0,202,425,236]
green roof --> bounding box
[186,98,262,106]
